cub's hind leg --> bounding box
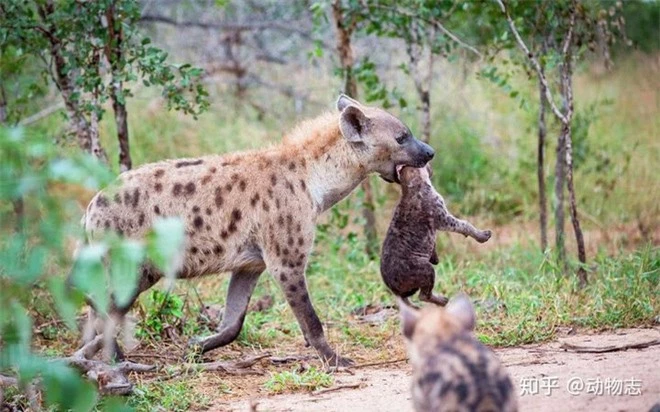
[415,262,448,306]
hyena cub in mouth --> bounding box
[400,295,517,412]
[381,165,491,307]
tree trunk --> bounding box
[554,124,567,268]
[537,75,548,251]
[104,5,132,171]
[331,0,378,258]
[36,3,108,163]
[406,39,434,144]
[561,53,588,286]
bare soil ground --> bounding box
[214,328,660,412]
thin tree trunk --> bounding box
[406,40,434,144]
[104,4,132,171]
[36,3,108,163]
[561,52,587,286]
[554,125,566,267]
[331,0,378,258]
[537,72,548,251]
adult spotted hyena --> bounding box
[81,94,434,366]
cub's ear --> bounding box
[446,294,476,331]
[397,298,420,340]
[339,105,369,143]
[336,94,361,111]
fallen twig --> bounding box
[351,358,408,369]
[312,383,361,396]
[177,353,270,376]
[560,339,660,354]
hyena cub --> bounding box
[381,165,491,307]
[400,295,517,412]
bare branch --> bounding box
[18,102,65,126]
[367,3,482,58]
[495,0,568,125]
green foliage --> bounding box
[128,379,212,411]
[0,127,185,409]
[264,366,333,394]
[136,289,185,339]
[0,0,209,126]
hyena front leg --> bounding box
[186,268,263,358]
[80,263,162,360]
[437,212,492,244]
[266,253,353,367]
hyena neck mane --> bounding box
[284,112,369,213]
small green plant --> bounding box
[137,289,185,339]
[264,366,333,394]
[128,380,212,411]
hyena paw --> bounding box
[324,353,355,368]
[477,230,492,243]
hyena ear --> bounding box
[397,298,420,339]
[336,94,361,111]
[339,105,369,143]
[446,294,476,331]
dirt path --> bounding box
[215,328,660,412]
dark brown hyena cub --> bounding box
[381,165,491,307]
[400,295,517,412]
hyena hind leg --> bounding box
[416,264,449,307]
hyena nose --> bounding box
[422,145,435,162]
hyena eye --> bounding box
[396,133,409,144]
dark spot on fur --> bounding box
[300,180,306,191]
[213,244,224,254]
[285,181,295,194]
[221,230,228,239]
[154,205,161,215]
[231,173,239,181]
[277,215,284,226]
[132,188,140,208]
[225,183,233,192]
[298,237,304,246]
[300,158,306,167]
[206,208,212,216]
[154,169,165,178]
[239,180,247,192]
[250,193,260,207]
[267,188,274,198]
[276,198,281,209]
[455,382,468,402]
[104,220,110,229]
[123,191,131,205]
[288,284,298,293]
[275,244,281,256]
[201,175,212,185]
[185,182,195,195]
[190,247,199,254]
[192,206,200,213]
[288,162,296,171]
[270,174,277,186]
[176,159,203,168]
[296,223,301,232]
[206,225,211,231]
[114,193,121,204]
[209,167,217,173]
[283,248,289,256]
[155,182,163,192]
[96,195,109,208]
[298,279,304,288]
[138,213,145,226]
[262,200,270,212]
[288,237,294,246]
[286,214,293,226]
[193,216,204,229]
[172,183,183,196]
[280,274,288,282]
[231,209,242,222]
[214,187,224,207]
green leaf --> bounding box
[146,217,185,280]
[47,277,81,330]
[110,240,145,308]
[70,243,109,313]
